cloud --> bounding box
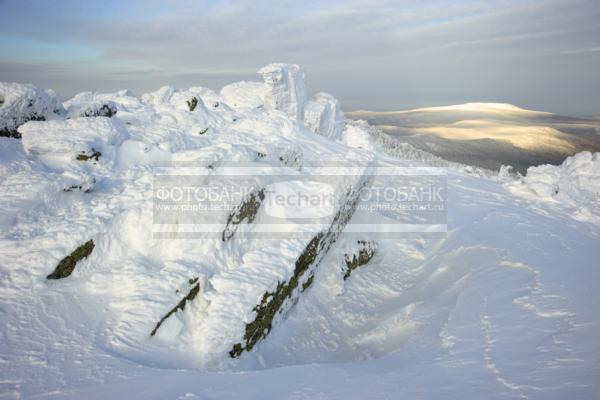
[0,0,599,115]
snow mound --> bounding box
[19,117,129,169]
[259,63,307,120]
[507,151,600,218]
[0,82,64,138]
[303,92,345,140]
[220,81,265,110]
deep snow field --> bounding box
[1,64,600,399]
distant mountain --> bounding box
[347,103,600,173]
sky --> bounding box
[0,0,599,116]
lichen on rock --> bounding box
[150,280,200,337]
[47,240,95,280]
[222,188,266,241]
[73,102,118,118]
[230,173,372,357]
[76,149,101,161]
[343,240,376,280]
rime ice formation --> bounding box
[0,82,64,137]
[507,151,600,219]
[259,63,307,120]
[303,92,345,140]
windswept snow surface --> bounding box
[1,66,600,399]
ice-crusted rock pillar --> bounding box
[259,63,307,120]
[303,92,345,140]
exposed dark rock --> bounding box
[79,103,117,118]
[64,185,86,193]
[63,177,95,193]
[150,281,200,337]
[222,189,266,241]
[230,174,372,357]
[187,97,198,112]
[343,240,376,280]
[0,128,21,139]
[0,114,45,139]
[301,273,314,292]
[76,149,101,161]
[47,240,95,280]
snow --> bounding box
[220,81,265,110]
[1,66,600,399]
[0,82,64,136]
[507,151,600,221]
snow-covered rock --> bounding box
[66,100,118,118]
[19,117,129,168]
[64,89,134,105]
[303,92,345,140]
[259,63,307,120]
[0,82,64,138]
[139,85,173,106]
[220,81,265,110]
[507,151,600,217]
[142,86,225,113]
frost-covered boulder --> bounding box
[140,86,233,138]
[519,152,600,198]
[507,151,600,216]
[66,101,118,118]
[19,117,128,168]
[303,92,345,140]
[64,90,143,118]
[0,82,64,138]
[259,63,306,120]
